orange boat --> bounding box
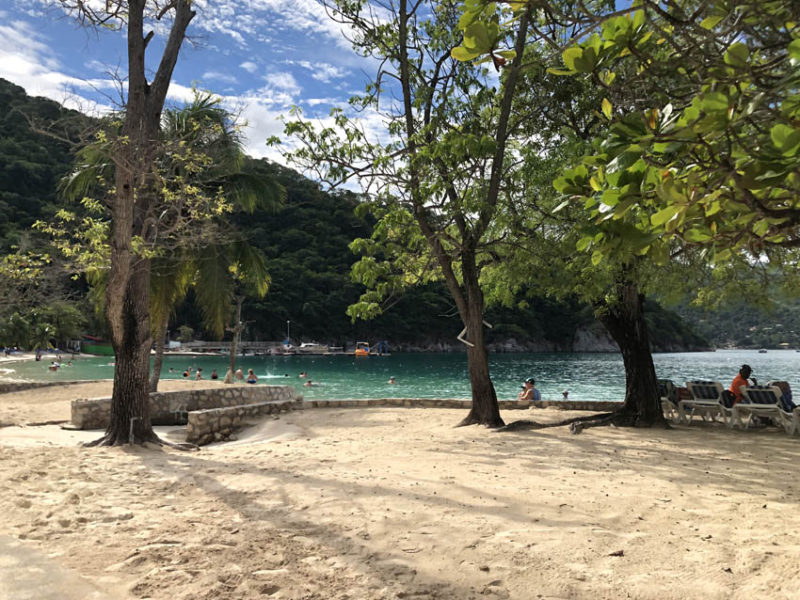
[354,341,370,356]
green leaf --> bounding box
[650,205,681,227]
[562,47,583,71]
[684,228,712,243]
[451,46,481,62]
[464,22,491,52]
[547,68,574,76]
[788,39,800,62]
[700,15,723,30]
[601,98,613,119]
[552,199,571,213]
[724,42,749,67]
[699,92,729,113]
[752,219,770,237]
[576,237,591,252]
[591,249,605,266]
[770,124,800,155]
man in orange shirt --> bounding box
[728,364,756,405]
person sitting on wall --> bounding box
[195,367,203,380]
[210,369,219,380]
[234,368,244,381]
[517,378,541,403]
[246,369,258,384]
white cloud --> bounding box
[290,59,347,83]
[0,19,114,114]
[305,97,338,107]
[194,0,358,52]
[240,61,258,74]
[262,71,301,102]
[202,70,238,84]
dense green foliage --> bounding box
[0,79,86,252]
[1,77,715,351]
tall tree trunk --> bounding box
[227,295,243,381]
[595,280,665,427]
[456,255,504,428]
[149,312,169,392]
[88,0,194,446]
[103,256,157,444]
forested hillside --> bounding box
[0,78,716,352]
[0,79,87,252]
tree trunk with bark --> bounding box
[595,280,665,427]
[149,312,169,392]
[227,295,243,380]
[456,257,504,428]
[96,255,158,445]
[89,0,195,446]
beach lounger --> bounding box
[680,381,725,425]
[769,381,799,435]
[776,405,800,435]
[658,379,679,422]
[733,386,783,429]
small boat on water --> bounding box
[297,342,330,355]
[354,341,370,356]
[758,348,768,353]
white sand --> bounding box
[0,381,799,599]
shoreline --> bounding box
[0,384,797,600]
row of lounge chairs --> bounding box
[658,379,799,434]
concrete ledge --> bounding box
[302,398,623,411]
[187,399,301,445]
[0,380,112,395]
[70,385,301,430]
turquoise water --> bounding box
[3,349,797,402]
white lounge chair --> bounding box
[680,381,726,424]
[658,379,679,422]
[733,386,783,429]
[776,405,800,435]
[769,381,799,435]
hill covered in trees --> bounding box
[0,77,733,352]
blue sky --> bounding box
[0,0,382,162]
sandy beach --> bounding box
[1,380,799,600]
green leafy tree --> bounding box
[549,1,800,260]
[284,0,535,427]
[146,96,283,389]
[53,0,197,446]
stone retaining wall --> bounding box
[70,390,622,447]
[533,400,623,411]
[0,381,104,395]
[303,398,624,411]
[70,385,300,430]
[187,399,300,445]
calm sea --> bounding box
[3,350,796,402]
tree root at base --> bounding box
[83,432,198,450]
[455,414,506,429]
[496,409,668,434]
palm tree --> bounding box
[149,95,283,388]
[61,92,284,390]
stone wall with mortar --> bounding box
[186,399,300,445]
[70,385,301,430]
[0,381,108,395]
[303,398,623,411]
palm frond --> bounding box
[193,246,235,338]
